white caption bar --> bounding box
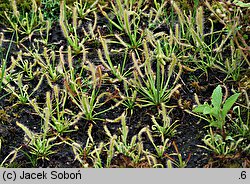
[0,169,249,184]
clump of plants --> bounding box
[0,0,249,168]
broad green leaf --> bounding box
[222,93,240,119]
[193,103,210,113]
[203,106,213,114]
[210,107,220,119]
[211,85,222,110]
[210,120,220,129]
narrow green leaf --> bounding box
[233,0,250,8]
[222,93,240,119]
[225,136,234,141]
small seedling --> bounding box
[198,127,244,156]
[164,141,191,168]
[151,104,179,141]
[193,85,240,134]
